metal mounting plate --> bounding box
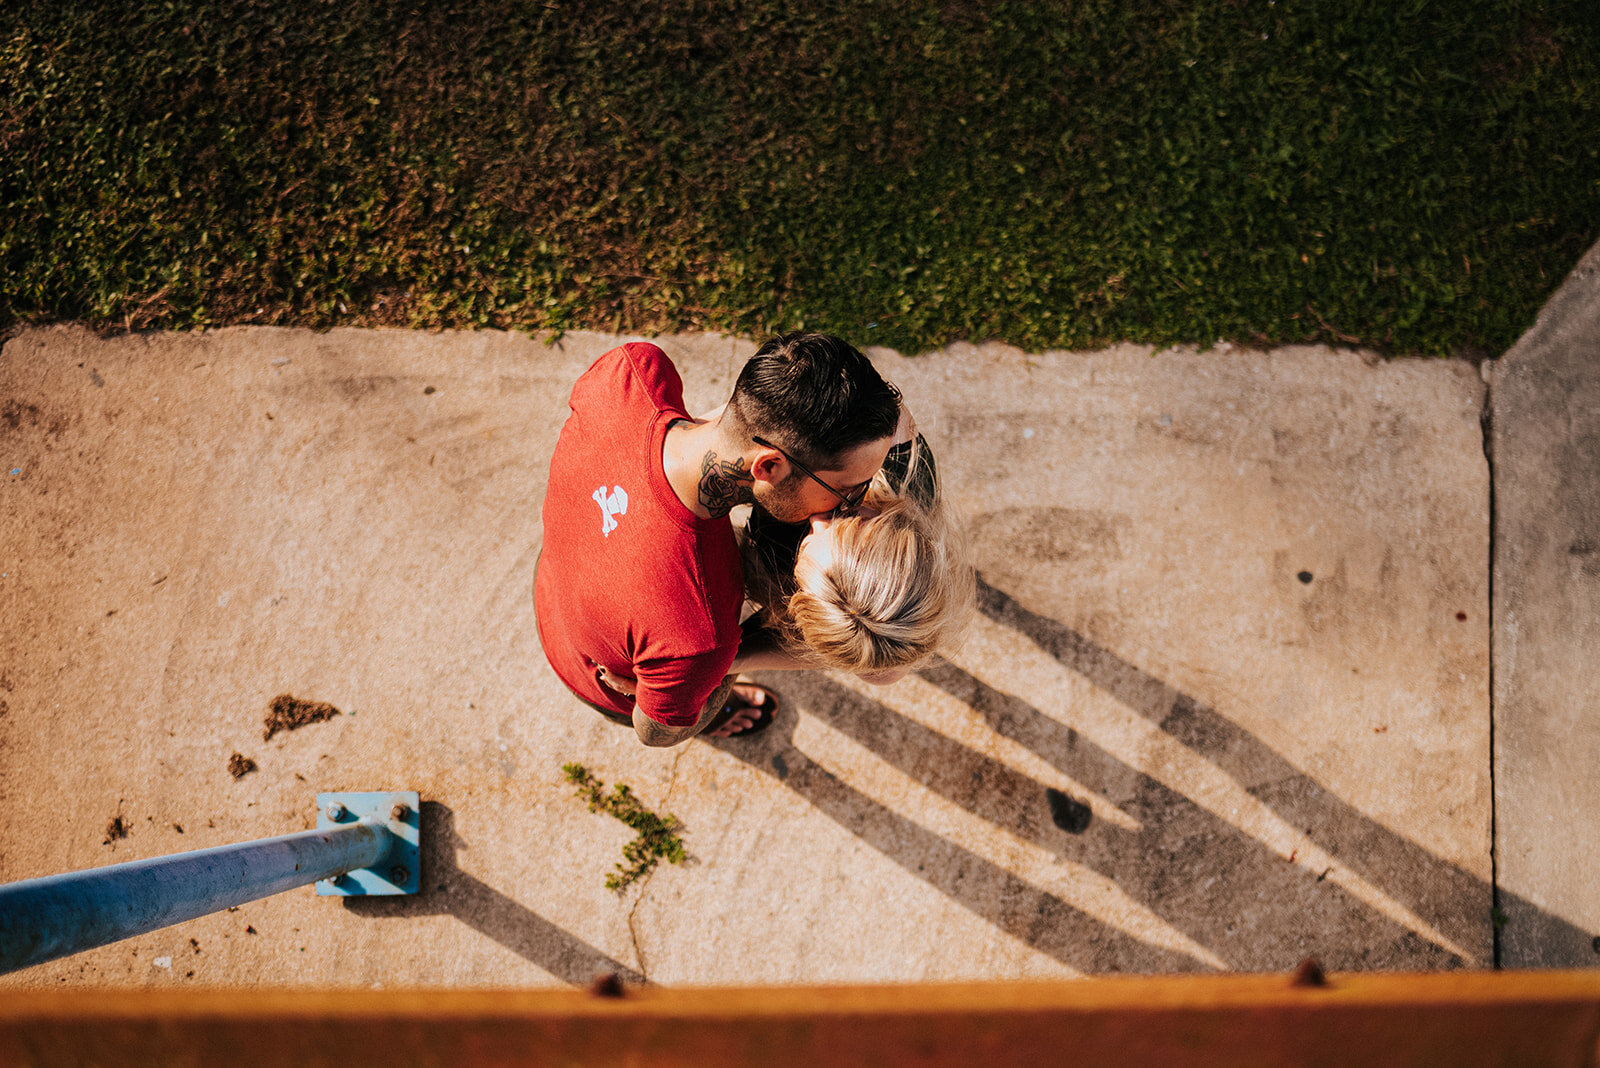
[315,791,420,896]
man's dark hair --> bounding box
[728,332,900,466]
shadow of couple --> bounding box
[347,575,1591,980]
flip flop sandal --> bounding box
[716,683,780,738]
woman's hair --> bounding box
[773,476,974,674]
[783,498,969,672]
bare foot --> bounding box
[707,683,776,738]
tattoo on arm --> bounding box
[698,452,754,518]
[631,676,738,748]
[633,711,695,748]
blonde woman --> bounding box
[737,420,975,692]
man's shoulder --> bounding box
[620,342,684,410]
[576,342,684,415]
[619,340,670,364]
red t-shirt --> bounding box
[534,343,744,726]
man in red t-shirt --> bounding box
[535,333,902,747]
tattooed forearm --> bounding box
[698,451,755,517]
[633,711,695,748]
[631,676,737,748]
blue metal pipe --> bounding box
[0,817,394,975]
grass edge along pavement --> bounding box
[3,1,1598,357]
[562,764,688,894]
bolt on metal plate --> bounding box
[314,791,421,897]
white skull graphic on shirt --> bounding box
[592,484,628,537]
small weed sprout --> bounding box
[563,763,687,893]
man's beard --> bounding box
[751,476,814,525]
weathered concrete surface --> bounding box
[1,325,1493,988]
[1491,237,1600,968]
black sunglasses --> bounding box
[751,435,873,513]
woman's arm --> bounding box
[731,624,911,685]
[729,625,815,673]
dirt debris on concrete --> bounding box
[263,694,341,742]
[1045,787,1092,834]
[102,815,127,844]
[2,399,41,431]
[227,752,257,778]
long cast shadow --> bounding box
[707,708,1206,974]
[342,802,644,985]
[788,668,1460,971]
[971,574,1597,965]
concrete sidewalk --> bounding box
[0,296,1584,985]
[1490,237,1600,968]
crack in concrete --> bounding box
[1481,363,1501,969]
[623,748,687,982]
[624,883,650,981]
[661,745,688,810]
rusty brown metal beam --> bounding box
[3,971,1599,1067]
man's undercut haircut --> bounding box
[729,332,900,467]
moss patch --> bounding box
[563,763,687,893]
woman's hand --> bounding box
[893,398,917,446]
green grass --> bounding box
[3,0,1597,355]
